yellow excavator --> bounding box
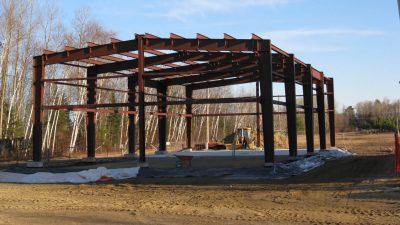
[206,128,257,150]
[225,127,257,150]
[205,127,287,150]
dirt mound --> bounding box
[289,154,396,183]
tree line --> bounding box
[336,99,400,132]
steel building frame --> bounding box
[32,33,335,166]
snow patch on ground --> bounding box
[0,167,140,184]
[272,149,353,178]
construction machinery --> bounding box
[200,127,257,150]
[197,127,288,150]
[225,127,257,150]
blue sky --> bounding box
[54,0,400,109]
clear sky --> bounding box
[54,0,400,109]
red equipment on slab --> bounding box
[175,155,193,168]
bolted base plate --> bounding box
[155,150,169,155]
[139,162,149,168]
[288,156,303,161]
[26,161,44,168]
[81,157,96,163]
[306,152,315,156]
[264,162,274,167]
[124,153,138,158]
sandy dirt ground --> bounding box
[0,133,399,225]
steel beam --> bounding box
[167,97,260,105]
[303,65,314,153]
[177,70,298,89]
[43,48,106,66]
[311,68,324,82]
[157,85,167,151]
[49,77,159,91]
[52,81,132,94]
[138,36,146,163]
[185,87,193,149]
[156,97,281,107]
[86,68,97,158]
[43,74,132,82]
[271,44,324,82]
[258,40,275,164]
[43,96,261,110]
[326,78,335,146]
[53,108,190,117]
[189,73,259,90]
[43,103,129,110]
[144,38,264,52]
[165,68,258,86]
[317,75,327,150]
[92,51,256,75]
[32,56,44,162]
[44,39,138,65]
[194,113,260,117]
[284,54,298,157]
[256,81,261,147]
[144,60,257,79]
[193,112,309,117]
[92,53,169,74]
[128,76,136,154]
[43,97,261,112]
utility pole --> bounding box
[398,0,400,19]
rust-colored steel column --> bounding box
[303,65,314,153]
[317,74,327,150]
[86,68,97,158]
[137,35,146,163]
[284,54,297,157]
[185,86,193,149]
[157,85,167,151]
[326,78,335,146]
[258,40,274,164]
[127,75,136,154]
[256,81,261,147]
[32,56,45,162]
